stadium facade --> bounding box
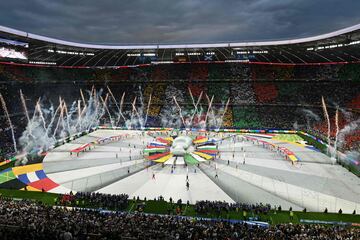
[1,24,360,66]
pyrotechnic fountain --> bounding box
[321,96,331,155]
[0,86,234,156]
[20,90,30,124]
[309,98,360,165]
[333,108,339,164]
[204,95,214,128]
[189,89,203,127]
[173,96,186,127]
[172,92,230,130]
[217,98,231,131]
[0,93,17,152]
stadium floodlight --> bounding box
[306,40,360,52]
[127,53,141,57]
[151,61,173,64]
[188,52,201,56]
[143,53,156,56]
[48,49,95,56]
[29,61,56,65]
[253,50,268,54]
[349,40,360,45]
[236,51,250,54]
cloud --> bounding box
[0,0,359,44]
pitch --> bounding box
[41,129,360,213]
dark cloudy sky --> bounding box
[0,0,359,44]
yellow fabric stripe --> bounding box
[164,137,173,142]
[12,163,43,176]
[193,151,213,160]
[288,155,298,162]
[193,138,208,144]
[154,154,173,163]
[0,160,10,167]
[20,186,41,192]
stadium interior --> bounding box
[0,23,359,239]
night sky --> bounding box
[0,0,359,44]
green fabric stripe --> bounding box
[0,170,16,184]
[144,148,168,153]
[184,153,199,165]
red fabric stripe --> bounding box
[146,145,167,149]
[198,150,218,154]
[146,152,170,160]
[28,178,59,192]
[156,137,170,144]
[70,143,91,153]
[194,136,207,140]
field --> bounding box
[1,129,359,216]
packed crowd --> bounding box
[4,61,358,83]
[0,197,359,239]
[60,192,129,211]
[195,200,271,216]
[0,62,359,157]
[1,63,359,105]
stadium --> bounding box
[0,5,360,239]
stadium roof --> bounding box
[1,24,360,67]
